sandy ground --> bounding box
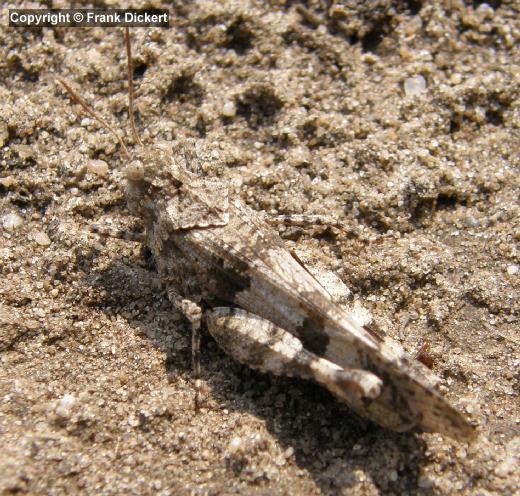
[0,1,519,494]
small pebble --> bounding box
[494,457,517,478]
[450,73,462,85]
[55,393,76,418]
[464,216,480,228]
[34,231,51,246]
[227,436,243,454]
[0,176,14,188]
[13,144,35,160]
[287,146,311,168]
[25,319,39,330]
[404,75,427,97]
[465,401,480,414]
[87,159,109,178]
[476,3,495,17]
[2,213,24,231]
[221,100,236,117]
[128,414,140,427]
[506,264,518,276]
[418,476,435,489]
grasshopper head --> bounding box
[125,139,229,231]
[125,143,180,222]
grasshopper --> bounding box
[58,28,474,440]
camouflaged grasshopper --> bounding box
[59,29,474,440]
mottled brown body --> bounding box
[125,140,474,440]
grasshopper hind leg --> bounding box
[207,308,382,404]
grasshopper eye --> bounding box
[126,160,145,182]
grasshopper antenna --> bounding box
[57,78,131,159]
[125,27,144,147]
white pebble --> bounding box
[55,393,76,418]
[404,76,427,97]
[2,213,24,231]
[494,457,517,478]
[13,144,35,160]
[128,414,140,427]
[227,436,243,454]
[87,159,109,178]
[0,176,14,188]
[450,73,462,85]
[465,216,480,228]
[59,394,76,409]
[287,146,310,168]
[34,231,51,246]
[476,3,495,17]
[418,476,435,489]
[222,100,236,117]
[506,264,518,276]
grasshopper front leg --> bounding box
[167,288,203,408]
[207,308,382,402]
